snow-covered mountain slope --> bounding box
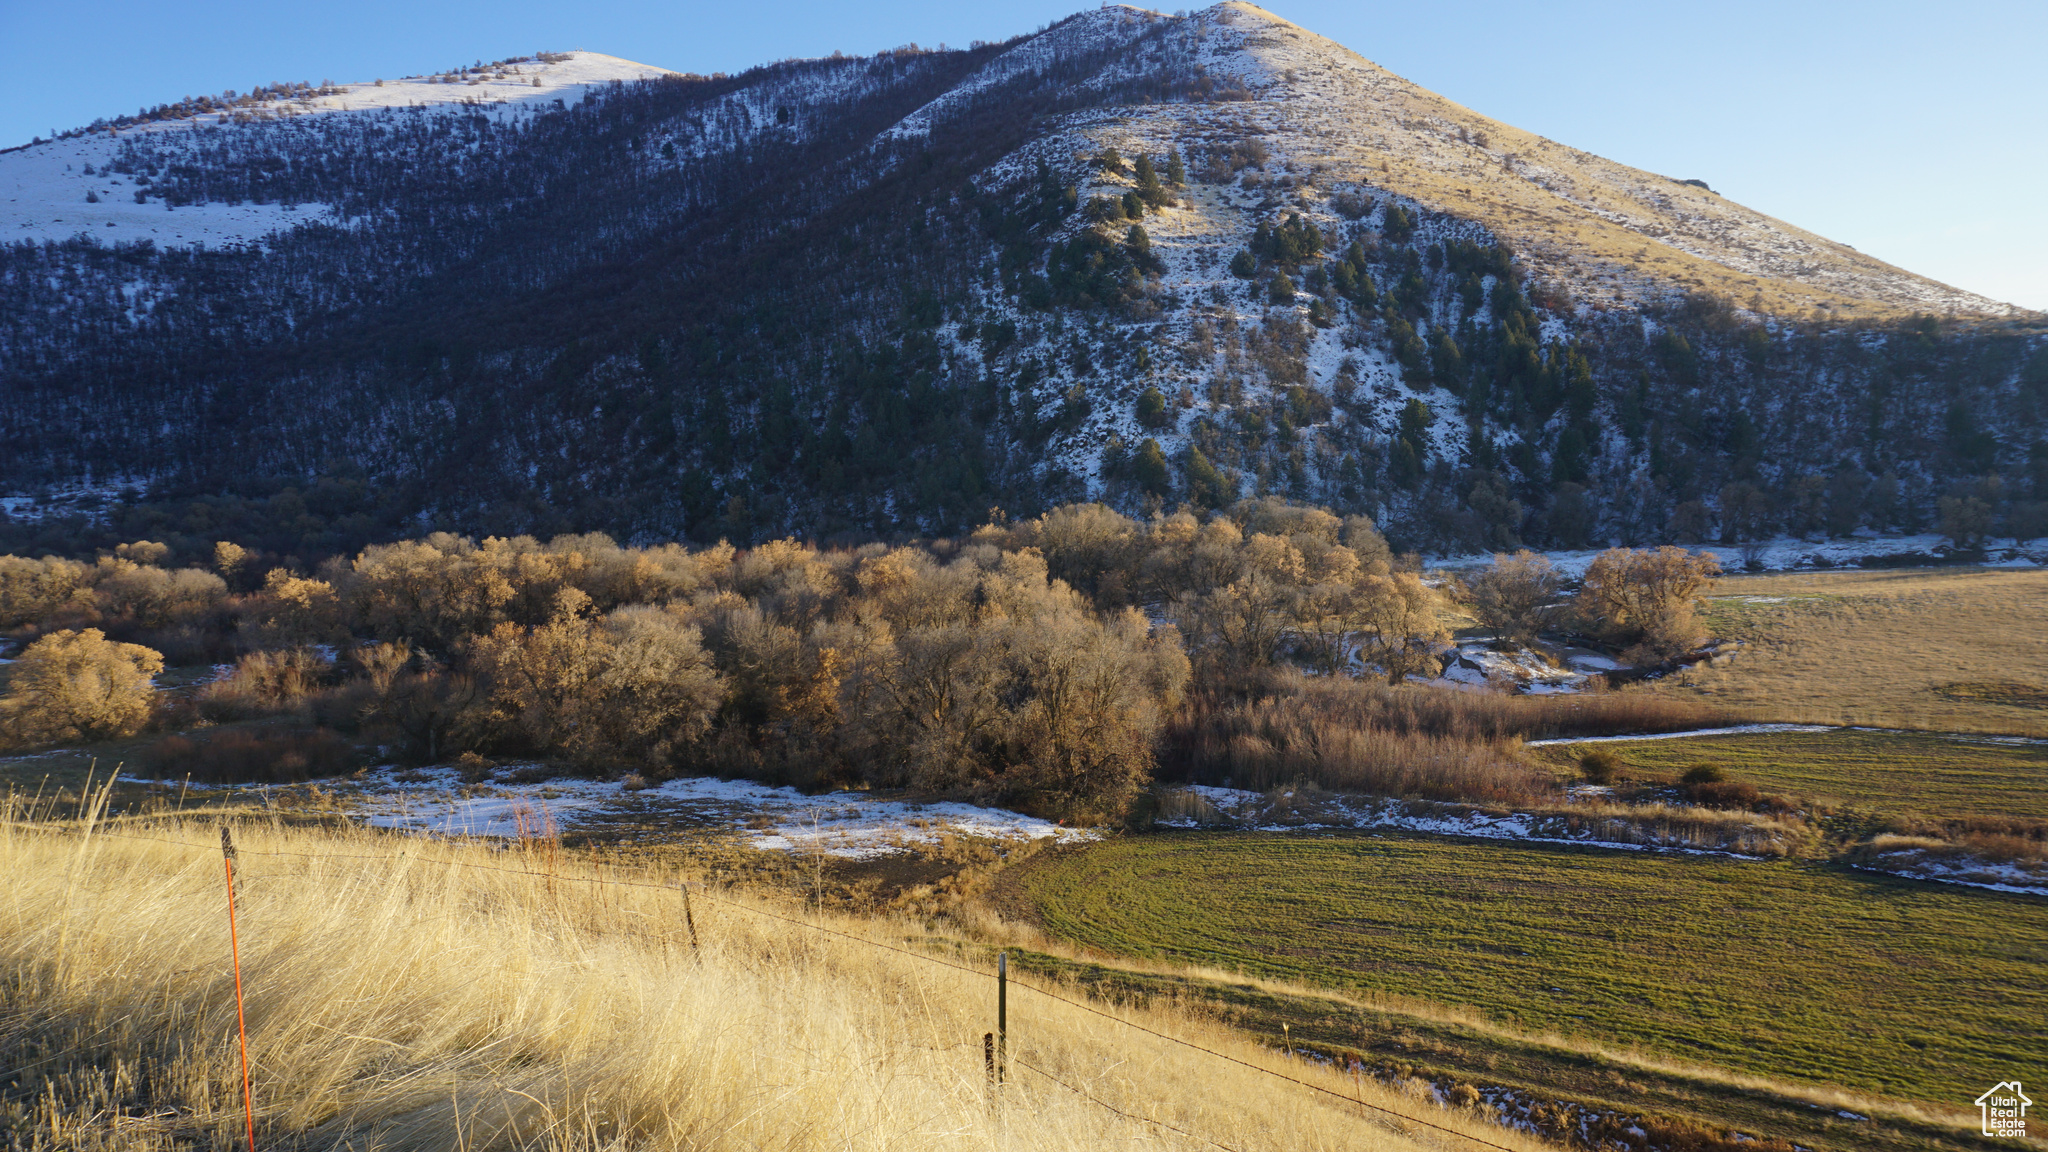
[0,4,2042,556]
[0,51,670,249]
[882,7,1171,140]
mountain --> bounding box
[1,3,2043,558]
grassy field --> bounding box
[1671,567,2048,736]
[3,817,1541,1152]
[1530,728,2048,820]
[1013,833,2047,1107]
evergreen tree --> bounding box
[1389,437,1423,488]
[1399,398,1433,443]
[1184,446,1235,507]
[1269,272,1296,303]
[1165,149,1186,186]
[1250,220,1274,259]
[1428,330,1466,393]
[1134,155,1169,208]
[1134,438,1171,495]
[1382,203,1416,245]
[1229,249,1258,278]
[1136,386,1170,428]
[1552,427,1590,484]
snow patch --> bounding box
[1155,786,1793,857]
[2,52,671,250]
[174,766,1103,858]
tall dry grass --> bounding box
[1254,672,1735,742]
[1159,673,1735,805]
[0,812,1546,1152]
[1163,696,1552,804]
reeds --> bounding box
[1160,672,1736,806]
[140,725,362,784]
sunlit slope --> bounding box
[1158,3,2023,321]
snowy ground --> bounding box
[1431,533,2048,577]
[1525,724,1834,747]
[1155,784,1800,857]
[1439,642,1610,693]
[1526,724,2048,748]
[122,765,1098,859]
[1851,857,2048,898]
[0,479,149,523]
[2,52,672,250]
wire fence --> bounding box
[2,817,1525,1152]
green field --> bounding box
[1532,728,2048,819]
[1017,832,2047,1104]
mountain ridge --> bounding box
[0,3,2042,558]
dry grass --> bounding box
[1659,567,2048,735]
[1163,697,1553,804]
[0,811,1550,1152]
[1160,672,1738,804]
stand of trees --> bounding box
[0,497,1741,815]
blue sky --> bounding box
[5,0,2042,309]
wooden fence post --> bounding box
[996,951,1007,1085]
[680,883,700,956]
[221,827,257,1152]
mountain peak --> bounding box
[1025,1,2022,320]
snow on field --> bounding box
[1852,859,2048,898]
[1526,724,2048,748]
[242,766,1101,858]
[1430,533,2048,577]
[1440,643,1591,693]
[1525,724,1835,747]
[0,52,671,249]
[1155,785,1794,857]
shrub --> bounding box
[0,629,163,748]
[1679,763,1726,785]
[0,555,92,628]
[94,564,226,629]
[1575,546,1721,660]
[199,648,333,718]
[1686,779,1762,810]
[1579,749,1621,784]
[1135,386,1171,429]
[141,727,361,784]
[1860,814,2048,866]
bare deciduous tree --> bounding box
[1466,550,1562,646]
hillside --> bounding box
[957,3,2024,322]
[0,3,2043,557]
[5,816,1540,1152]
